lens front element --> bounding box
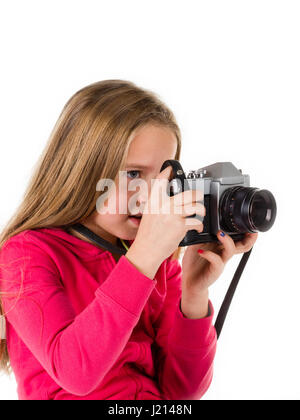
[219,186,277,233]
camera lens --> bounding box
[219,186,277,233]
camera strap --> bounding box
[214,248,253,339]
[69,222,253,340]
[69,223,127,255]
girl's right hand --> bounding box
[125,166,205,278]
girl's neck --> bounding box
[66,226,106,250]
[66,224,122,263]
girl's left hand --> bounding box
[181,230,259,294]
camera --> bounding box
[160,160,277,246]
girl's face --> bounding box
[85,124,178,244]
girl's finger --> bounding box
[172,189,204,206]
[235,232,259,254]
[197,247,224,271]
[216,230,236,263]
[180,203,206,218]
[183,217,204,232]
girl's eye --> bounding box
[127,170,140,179]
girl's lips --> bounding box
[128,216,141,226]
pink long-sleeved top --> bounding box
[0,227,217,400]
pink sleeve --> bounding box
[0,238,157,397]
[152,258,217,400]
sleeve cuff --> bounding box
[95,255,157,318]
[168,299,216,350]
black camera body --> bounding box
[161,160,277,246]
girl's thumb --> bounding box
[155,165,173,181]
[151,166,173,200]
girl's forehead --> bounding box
[125,125,178,164]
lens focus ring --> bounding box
[219,186,258,233]
[219,186,277,233]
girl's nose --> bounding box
[128,179,151,214]
[135,182,151,212]
[136,192,148,210]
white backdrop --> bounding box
[0,0,299,400]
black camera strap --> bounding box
[69,223,127,255]
[214,248,253,339]
[69,222,253,340]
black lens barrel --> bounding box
[219,186,277,233]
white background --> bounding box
[0,0,299,400]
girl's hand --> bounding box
[130,166,205,266]
[182,230,259,295]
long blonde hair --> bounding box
[0,79,182,375]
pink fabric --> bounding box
[0,227,217,400]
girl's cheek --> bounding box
[115,189,129,216]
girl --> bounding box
[0,80,258,400]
